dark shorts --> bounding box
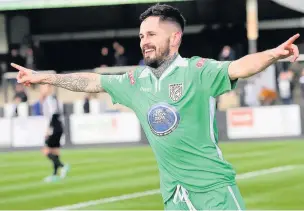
[45,132,63,148]
[46,115,63,148]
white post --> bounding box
[246,0,259,54]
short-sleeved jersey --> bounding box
[101,55,238,202]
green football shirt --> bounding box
[101,55,238,202]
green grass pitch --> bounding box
[1,140,304,210]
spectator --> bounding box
[244,80,259,107]
[12,95,22,116]
[25,48,35,69]
[32,100,43,116]
[218,45,236,61]
[12,82,27,117]
[278,70,293,105]
[9,49,25,72]
[83,93,97,113]
[299,69,304,104]
[83,94,90,113]
[99,47,112,67]
[0,62,7,84]
[14,83,28,103]
[113,42,128,66]
[32,95,45,116]
[287,68,296,100]
[113,41,120,52]
[32,39,46,70]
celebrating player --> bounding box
[11,4,299,210]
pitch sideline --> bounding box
[46,165,298,210]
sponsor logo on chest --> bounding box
[147,103,180,136]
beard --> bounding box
[143,40,170,69]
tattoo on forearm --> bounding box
[45,74,103,93]
[54,75,89,92]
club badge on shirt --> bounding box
[169,83,183,102]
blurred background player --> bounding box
[40,84,69,182]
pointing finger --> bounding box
[284,33,300,46]
[10,63,28,72]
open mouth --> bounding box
[144,49,155,56]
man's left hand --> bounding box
[271,33,300,62]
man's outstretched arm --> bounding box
[41,72,103,93]
[11,63,104,93]
[228,33,300,80]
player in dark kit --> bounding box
[40,85,69,182]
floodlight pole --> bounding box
[246,0,258,54]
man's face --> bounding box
[15,84,24,92]
[11,49,18,57]
[222,46,231,57]
[139,16,171,68]
[101,47,108,56]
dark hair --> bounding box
[139,4,186,32]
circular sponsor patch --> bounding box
[147,103,180,136]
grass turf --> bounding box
[0,140,303,210]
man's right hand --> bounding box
[11,63,44,86]
[11,63,104,93]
